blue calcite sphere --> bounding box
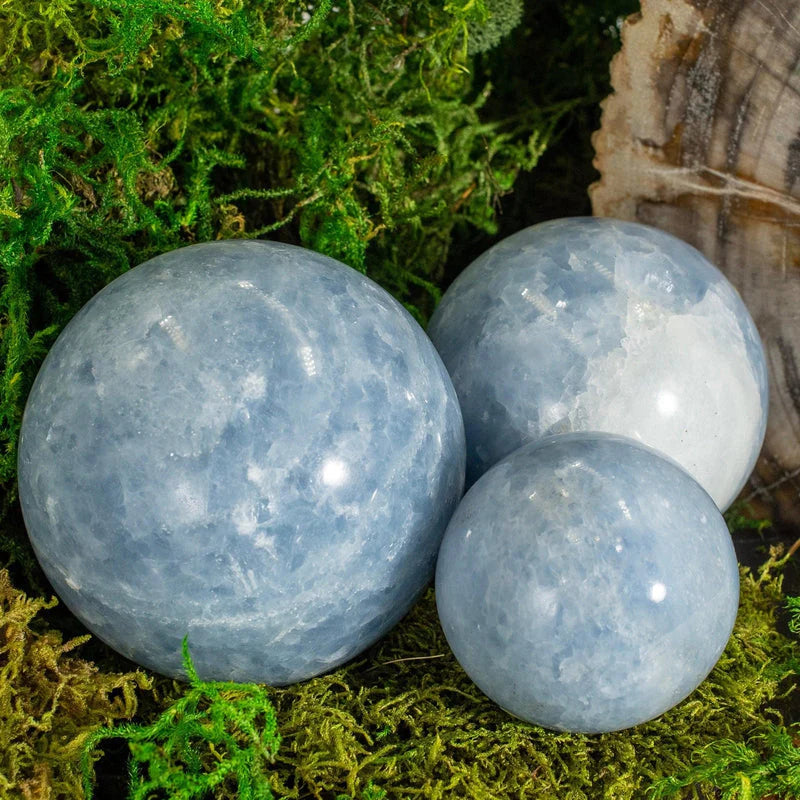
[435,432,740,734]
[427,217,769,509]
[18,240,466,685]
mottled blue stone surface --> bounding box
[427,217,769,509]
[19,240,466,685]
[436,432,739,733]
[435,432,740,733]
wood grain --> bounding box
[591,0,800,529]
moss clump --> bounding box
[82,557,799,799]
[262,564,799,798]
[81,637,280,800]
[0,569,150,799]
[648,552,800,800]
[649,724,800,799]
[465,0,525,54]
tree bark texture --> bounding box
[591,0,800,529]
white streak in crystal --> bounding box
[174,480,206,523]
[520,288,583,348]
[159,315,188,350]
[125,347,149,369]
[300,346,317,376]
[591,259,615,283]
[568,253,584,272]
[247,463,266,485]
[253,533,278,557]
[45,496,58,523]
[232,503,257,536]
[230,561,258,595]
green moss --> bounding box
[0,0,557,559]
[789,595,800,633]
[465,0,524,54]
[649,725,800,800]
[81,638,281,800]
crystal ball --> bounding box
[427,217,769,508]
[18,240,466,684]
[435,432,740,733]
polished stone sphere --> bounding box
[435,432,739,733]
[427,217,769,509]
[19,240,466,684]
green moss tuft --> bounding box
[789,595,800,634]
[649,724,800,800]
[82,637,281,800]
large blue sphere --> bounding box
[435,433,739,733]
[427,217,769,509]
[18,240,466,684]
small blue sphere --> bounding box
[19,240,466,684]
[427,217,769,509]
[435,432,740,733]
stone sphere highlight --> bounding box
[18,240,466,685]
[427,217,769,508]
[435,432,740,734]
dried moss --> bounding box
[0,569,149,799]
[79,555,800,800]
[259,561,799,799]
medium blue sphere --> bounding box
[427,217,769,509]
[19,240,466,684]
[435,432,739,733]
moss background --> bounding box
[1,1,799,798]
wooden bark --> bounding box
[591,0,800,529]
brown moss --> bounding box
[0,570,150,800]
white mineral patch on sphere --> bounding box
[18,240,466,684]
[427,217,769,509]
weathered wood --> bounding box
[591,0,800,528]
